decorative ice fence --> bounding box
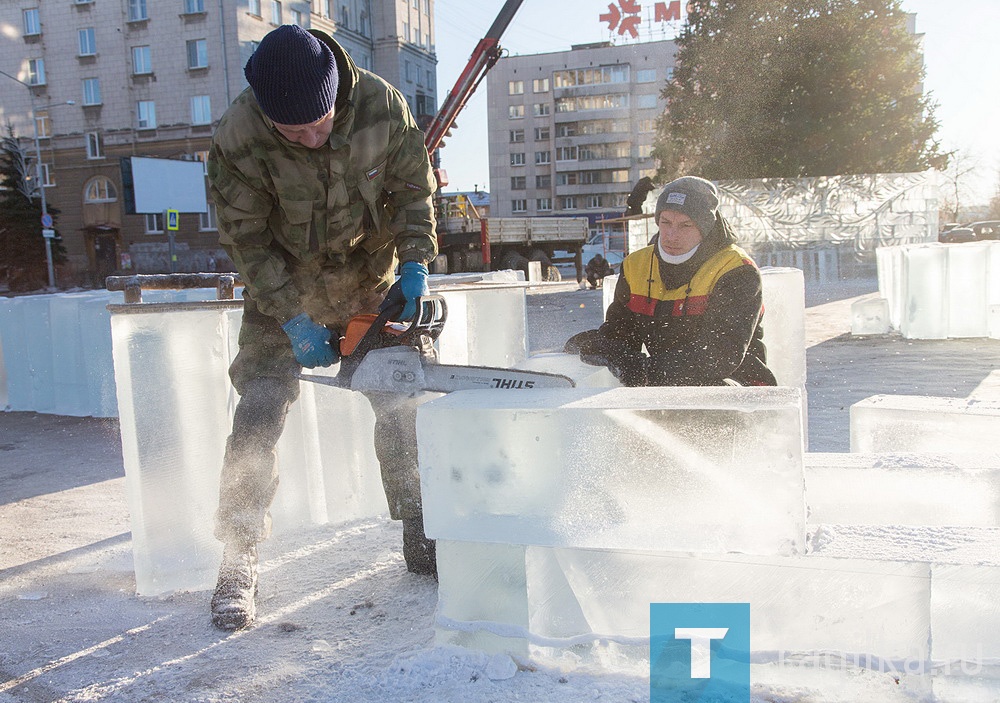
[872,241,1000,339]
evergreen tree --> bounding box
[0,124,64,291]
[652,0,949,181]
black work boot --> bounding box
[211,543,259,630]
[402,517,437,578]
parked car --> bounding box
[967,221,1000,240]
[939,227,977,243]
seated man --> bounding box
[585,253,616,289]
[566,176,777,387]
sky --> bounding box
[431,0,1000,204]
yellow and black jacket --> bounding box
[598,215,776,387]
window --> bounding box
[587,195,603,208]
[535,151,551,165]
[636,68,656,83]
[35,111,50,139]
[27,59,46,86]
[510,175,526,190]
[557,172,578,186]
[508,80,524,95]
[508,105,524,119]
[535,174,551,188]
[561,196,577,209]
[84,176,116,202]
[82,78,101,106]
[533,103,550,117]
[510,152,525,166]
[638,118,656,133]
[128,0,148,22]
[534,126,550,140]
[191,95,211,124]
[271,0,281,24]
[41,163,54,187]
[533,77,549,93]
[637,94,658,109]
[290,8,302,25]
[556,146,577,161]
[145,213,164,234]
[86,132,103,159]
[405,60,413,82]
[556,123,576,138]
[248,0,261,15]
[200,202,217,231]
[537,198,552,211]
[132,46,152,74]
[184,0,205,12]
[78,28,96,56]
[194,150,210,175]
[137,101,156,129]
[23,8,40,36]
[403,22,409,42]
[187,39,208,69]
[511,199,527,213]
[509,129,524,143]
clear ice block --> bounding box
[760,267,806,388]
[930,565,1000,664]
[947,242,991,338]
[850,394,1000,454]
[901,244,948,340]
[434,285,528,368]
[850,296,891,336]
[876,245,904,330]
[805,453,1000,526]
[418,386,805,555]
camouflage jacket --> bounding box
[208,30,437,326]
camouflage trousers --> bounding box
[214,293,438,546]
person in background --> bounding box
[566,176,776,388]
[584,253,615,290]
[207,24,438,631]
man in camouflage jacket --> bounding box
[207,25,438,631]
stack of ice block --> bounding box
[850,394,1000,453]
[876,240,1000,339]
[107,280,533,596]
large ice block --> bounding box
[111,301,387,595]
[850,296,891,336]
[433,284,528,368]
[850,394,1000,453]
[434,541,932,674]
[418,386,806,555]
[876,245,905,330]
[947,242,991,338]
[930,565,1000,665]
[901,244,948,339]
[514,352,620,387]
[760,267,806,389]
[434,540,529,656]
[805,453,1000,526]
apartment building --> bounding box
[0,0,437,285]
[485,40,675,240]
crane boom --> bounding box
[423,0,525,156]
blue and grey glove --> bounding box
[281,313,338,368]
[397,260,429,321]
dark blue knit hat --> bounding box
[244,25,339,125]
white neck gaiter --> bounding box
[658,240,700,264]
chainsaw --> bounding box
[297,294,576,393]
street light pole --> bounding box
[0,69,72,289]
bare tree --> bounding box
[939,149,980,223]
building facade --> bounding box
[0,0,437,286]
[485,40,675,242]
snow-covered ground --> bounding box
[2,277,1000,702]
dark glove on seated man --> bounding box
[564,329,648,386]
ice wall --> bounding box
[876,240,1000,339]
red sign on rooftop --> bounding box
[600,0,683,38]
